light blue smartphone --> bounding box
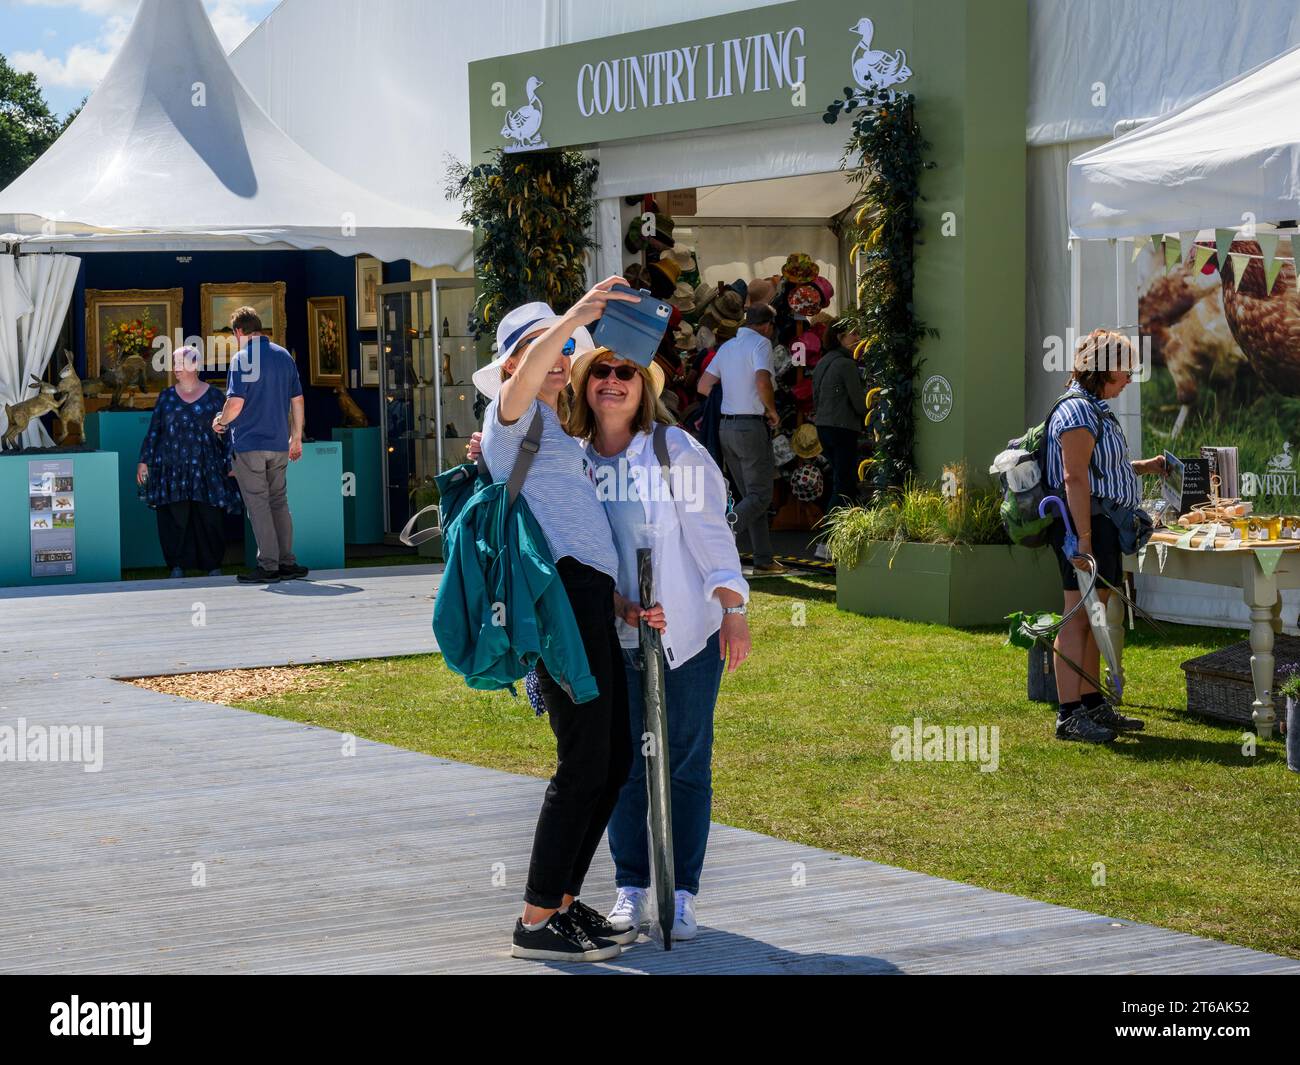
[592,285,673,367]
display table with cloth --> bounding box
[1123,530,1300,738]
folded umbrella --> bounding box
[1039,497,1123,701]
[637,547,675,950]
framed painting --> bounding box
[200,282,288,368]
[355,256,382,330]
[308,296,347,387]
[84,288,183,385]
[359,340,380,387]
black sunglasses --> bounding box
[589,363,639,382]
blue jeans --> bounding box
[607,630,724,895]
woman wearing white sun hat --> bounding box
[475,280,648,965]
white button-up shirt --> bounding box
[587,425,749,668]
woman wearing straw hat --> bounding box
[566,344,751,942]
[474,278,646,963]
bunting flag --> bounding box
[1230,252,1252,281]
[1137,545,1147,572]
[1175,528,1197,550]
[1164,234,1182,271]
[1154,542,1168,573]
[1198,523,1220,549]
[1215,228,1235,268]
[1150,234,1165,259]
[1179,230,1199,265]
[1192,244,1215,273]
[1131,238,1145,263]
[1258,232,1283,293]
[1255,547,1284,578]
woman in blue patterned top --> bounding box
[1046,329,1166,744]
[136,347,241,577]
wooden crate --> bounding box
[1181,635,1300,726]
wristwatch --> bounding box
[723,605,747,616]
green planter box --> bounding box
[836,542,1062,627]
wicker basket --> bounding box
[1181,635,1300,726]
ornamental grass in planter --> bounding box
[824,479,1061,627]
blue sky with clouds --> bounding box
[1,0,278,117]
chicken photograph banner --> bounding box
[1138,236,1300,514]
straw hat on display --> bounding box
[792,423,824,459]
[669,281,696,313]
[570,345,665,397]
[471,302,594,399]
[694,280,723,316]
[667,244,696,272]
[673,320,698,351]
[712,289,745,330]
[624,262,652,292]
[771,433,796,466]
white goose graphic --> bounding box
[502,75,546,150]
[850,18,912,98]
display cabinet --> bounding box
[376,279,480,536]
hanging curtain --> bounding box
[0,253,80,448]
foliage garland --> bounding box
[446,150,599,337]
[824,88,937,498]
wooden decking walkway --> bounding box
[1,567,1295,974]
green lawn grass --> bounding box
[234,573,1300,958]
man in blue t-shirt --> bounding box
[212,306,307,584]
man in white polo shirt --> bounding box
[697,304,785,575]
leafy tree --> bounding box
[0,53,62,189]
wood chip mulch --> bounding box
[126,664,344,705]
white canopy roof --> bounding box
[1068,41,1300,239]
[0,0,470,268]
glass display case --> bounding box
[376,278,480,536]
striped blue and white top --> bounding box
[480,396,620,581]
[1045,383,1141,508]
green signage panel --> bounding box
[471,2,914,156]
[469,0,1029,488]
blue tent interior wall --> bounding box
[72,249,411,433]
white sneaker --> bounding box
[607,887,649,935]
[672,890,698,941]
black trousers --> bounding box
[817,425,862,511]
[525,557,632,909]
[156,500,227,572]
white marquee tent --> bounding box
[0,0,470,268]
[0,0,471,447]
[1066,41,1300,632]
[1068,42,1300,239]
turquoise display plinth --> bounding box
[331,427,384,544]
[243,441,345,571]
[84,410,163,569]
[0,449,121,587]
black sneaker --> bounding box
[1083,702,1145,732]
[1055,712,1117,744]
[277,563,309,580]
[565,898,637,946]
[236,567,281,584]
[510,911,621,962]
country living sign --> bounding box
[472,1,915,155]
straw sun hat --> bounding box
[570,346,665,398]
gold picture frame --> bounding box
[307,296,347,387]
[84,287,183,382]
[200,282,288,367]
[355,256,382,330]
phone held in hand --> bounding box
[592,285,673,367]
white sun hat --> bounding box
[471,301,595,399]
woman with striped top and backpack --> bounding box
[474,279,645,963]
[1046,329,1166,744]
